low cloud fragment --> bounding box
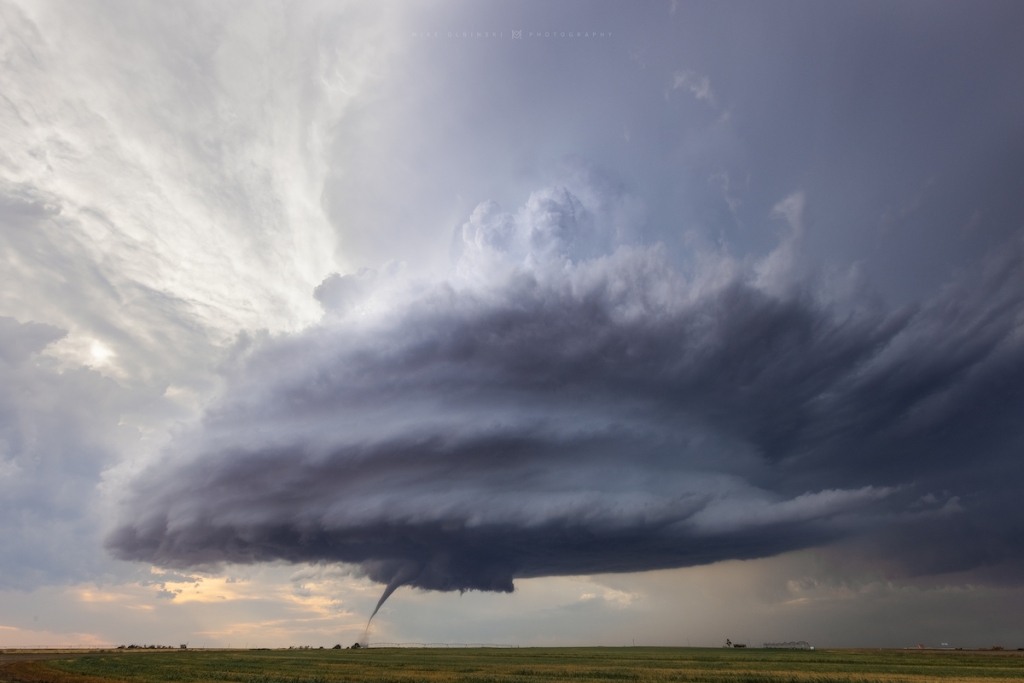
[671,69,716,106]
[108,186,1024,606]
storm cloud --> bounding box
[108,185,1024,598]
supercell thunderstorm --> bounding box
[108,186,1024,608]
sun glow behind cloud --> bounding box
[0,1,410,387]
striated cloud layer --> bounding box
[108,186,1024,599]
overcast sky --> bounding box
[3,0,1024,649]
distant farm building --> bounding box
[764,641,812,649]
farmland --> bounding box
[4,647,1024,683]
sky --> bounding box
[2,0,1024,650]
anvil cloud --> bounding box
[108,186,1024,599]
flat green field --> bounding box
[18,647,1024,683]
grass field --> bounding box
[5,647,1024,683]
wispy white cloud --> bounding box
[672,69,716,106]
